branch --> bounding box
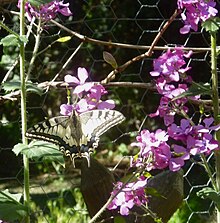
[101,9,181,84]
[50,19,212,52]
[38,81,155,89]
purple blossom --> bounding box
[73,85,115,113]
[65,67,94,95]
[149,48,193,126]
[17,0,72,22]
[61,67,116,114]
[168,117,219,156]
[131,129,172,171]
[150,48,192,84]
[177,0,218,34]
[107,176,148,215]
[60,104,74,116]
[131,118,219,172]
[149,94,189,126]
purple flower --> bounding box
[150,48,192,84]
[149,94,189,126]
[131,129,171,171]
[168,118,219,156]
[65,67,94,95]
[61,67,116,114]
[149,48,193,126]
[60,104,74,116]
[73,85,115,113]
[107,176,148,215]
[169,144,190,171]
[17,0,72,22]
[130,117,219,172]
[177,0,218,34]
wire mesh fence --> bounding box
[0,0,219,222]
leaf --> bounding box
[202,18,220,33]
[12,143,29,156]
[0,203,27,222]
[56,36,72,42]
[19,35,28,44]
[28,0,54,7]
[0,190,22,203]
[0,190,27,222]
[103,51,118,69]
[146,187,166,199]
[197,187,220,205]
[0,34,19,46]
[114,216,126,223]
[172,82,211,100]
[2,81,44,96]
[13,141,65,167]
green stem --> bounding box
[20,1,30,222]
[0,21,20,38]
[26,19,42,81]
[210,32,220,220]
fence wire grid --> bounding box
[0,0,220,223]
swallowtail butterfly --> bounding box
[26,109,125,167]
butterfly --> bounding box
[25,109,125,167]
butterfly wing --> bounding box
[80,109,125,140]
[26,110,125,167]
[25,115,80,150]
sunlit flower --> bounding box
[17,0,72,22]
[177,0,218,34]
[64,67,94,95]
[107,176,148,215]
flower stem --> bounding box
[210,31,220,219]
[20,1,30,222]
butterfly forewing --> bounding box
[26,116,79,148]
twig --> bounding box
[47,42,84,88]
[50,19,212,52]
[38,81,155,89]
[101,9,181,84]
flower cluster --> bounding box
[60,67,115,115]
[149,48,193,126]
[177,0,218,34]
[131,118,220,172]
[107,176,148,215]
[17,0,72,22]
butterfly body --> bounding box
[26,110,125,167]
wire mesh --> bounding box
[0,0,219,222]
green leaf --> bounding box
[12,143,29,156]
[0,190,27,222]
[197,187,220,205]
[2,81,44,96]
[114,216,126,223]
[19,35,28,44]
[146,187,166,199]
[172,82,211,100]
[28,0,54,7]
[202,18,220,33]
[13,141,65,167]
[0,34,19,46]
[0,190,22,203]
[0,203,27,221]
[56,36,72,42]
[103,51,118,69]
